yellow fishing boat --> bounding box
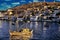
[10,28,33,40]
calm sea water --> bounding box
[0,20,60,40]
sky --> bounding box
[0,0,60,10]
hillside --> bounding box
[12,2,60,11]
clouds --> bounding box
[1,3,7,6]
[5,0,12,1]
[55,0,60,1]
[20,0,26,2]
[11,2,20,7]
[11,2,20,6]
[0,3,11,10]
[0,0,12,1]
[0,0,60,10]
[33,0,39,2]
[57,0,60,1]
[12,2,20,5]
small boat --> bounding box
[10,28,33,40]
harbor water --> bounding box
[0,20,60,40]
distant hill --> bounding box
[12,2,60,11]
